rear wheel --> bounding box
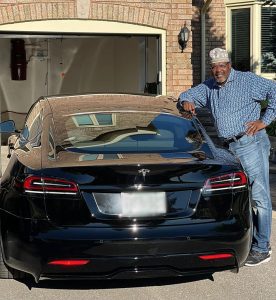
[0,245,13,279]
[0,244,27,279]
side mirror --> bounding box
[7,134,18,158]
[0,120,16,133]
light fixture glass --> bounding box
[178,26,190,53]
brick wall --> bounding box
[0,0,226,96]
[191,0,202,86]
[204,0,226,79]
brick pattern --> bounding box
[191,0,201,86]
[0,2,170,29]
[204,0,226,79]
[165,1,193,97]
[0,2,75,22]
[89,3,169,29]
[0,0,226,97]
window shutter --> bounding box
[231,9,250,71]
[261,7,276,73]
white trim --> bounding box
[203,185,247,192]
[25,190,77,195]
[261,73,276,79]
[201,0,213,81]
[252,3,262,74]
[0,20,164,35]
[225,0,258,5]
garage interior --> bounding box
[0,34,161,130]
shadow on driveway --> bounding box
[18,274,215,291]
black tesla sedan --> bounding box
[0,94,251,283]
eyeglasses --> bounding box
[210,63,229,70]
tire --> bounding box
[0,245,13,279]
[0,244,28,279]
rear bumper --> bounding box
[2,217,251,282]
[41,254,237,281]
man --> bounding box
[178,48,276,266]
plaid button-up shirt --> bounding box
[179,69,276,138]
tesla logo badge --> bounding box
[138,169,150,177]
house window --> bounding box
[231,8,251,71]
[73,113,116,127]
[94,113,113,126]
[261,7,276,73]
[74,115,93,126]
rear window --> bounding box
[53,112,204,154]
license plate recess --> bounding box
[121,192,166,217]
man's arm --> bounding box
[260,80,276,127]
[178,82,210,114]
[181,101,196,115]
[246,74,276,135]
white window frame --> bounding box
[72,113,117,128]
[225,0,276,79]
[227,5,252,71]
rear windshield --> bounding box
[53,111,204,154]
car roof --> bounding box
[43,93,180,116]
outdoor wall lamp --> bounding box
[178,25,190,53]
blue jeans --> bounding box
[229,129,272,253]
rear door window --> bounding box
[56,112,205,154]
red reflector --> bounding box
[24,176,78,193]
[48,260,89,266]
[203,171,247,190]
[199,253,233,260]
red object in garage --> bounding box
[10,39,27,80]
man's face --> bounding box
[210,62,231,85]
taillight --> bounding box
[24,176,78,194]
[199,253,233,260]
[48,260,89,266]
[203,171,247,192]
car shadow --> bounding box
[18,274,214,290]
